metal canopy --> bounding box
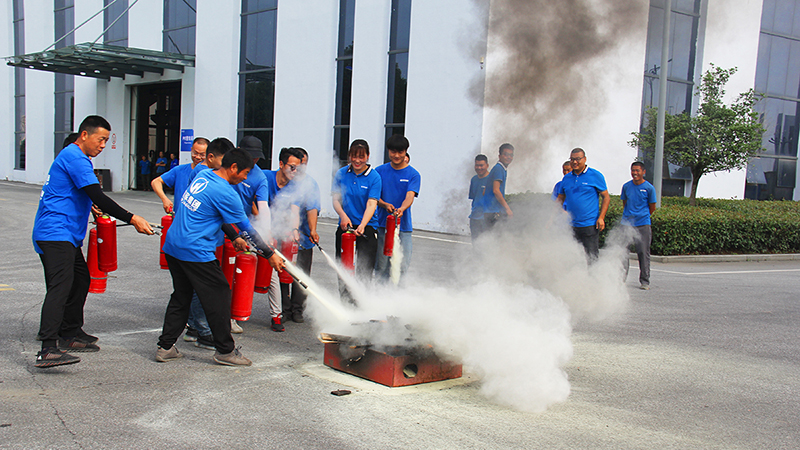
[5,43,194,81]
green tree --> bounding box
[630,65,765,206]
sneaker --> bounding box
[640,284,650,290]
[183,327,199,342]
[58,337,100,353]
[76,331,99,344]
[194,334,215,350]
[230,319,243,334]
[155,345,183,362]
[213,346,252,366]
[271,316,284,332]
[35,347,80,368]
[292,311,304,323]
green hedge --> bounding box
[509,193,800,255]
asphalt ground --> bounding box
[1,180,798,450]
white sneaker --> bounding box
[230,319,243,334]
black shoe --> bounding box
[58,337,100,353]
[76,330,99,344]
[271,317,284,332]
[292,311,304,323]
[183,327,199,342]
[35,347,81,368]
[194,334,215,350]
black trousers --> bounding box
[280,247,313,315]
[573,225,600,262]
[37,241,91,348]
[158,255,234,354]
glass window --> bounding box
[385,0,412,162]
[238,2,278,163]
[389,0,412,51]
[334,0,356,165]
[163,0,196,55]
[13,0,24,171]
[104,0,129,46]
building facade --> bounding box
[1,0,797,233]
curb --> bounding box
[632,253,800,263]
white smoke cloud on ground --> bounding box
[298,193,632,413]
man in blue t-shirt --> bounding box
[280,148,321,323]
[138,154,151,191]
[332,139,382,298]
[482,143,515,229]
[32,115,154,368]
[551,160,572,211]
[156,148,284,366]
[155,151,168,176]
[468,154,491,242]
[375,135,421,283]
[621,161,657,289]
[557,148,611,262]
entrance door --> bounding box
[133,82,181,190]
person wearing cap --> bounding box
[232,136,276,332]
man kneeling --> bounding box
[156,143,284,366]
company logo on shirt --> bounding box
[189,177,209,195]
[400,179,409,183]
[181,190,202,212]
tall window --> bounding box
[745,0,800,200]
[13,0,25,170]
[333,0,355,165]
[384,0,411,161]
[237,0,278,167]
[104,0,129,46]
[639,0,702,195]
[163,0,196,55]
[55,0,75,156]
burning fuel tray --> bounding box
[323,342,462,387]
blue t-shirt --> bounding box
[482,162,508,215]
[169,158,179,169]
[375,164,421,232]
[32,144,99,253]
[332,165,382,228]
[163,171,249,262]
[552,180,568,211]
[620,180,657,226]
[469,175,490,219]
[189,163,211,183]
[287,175,321,250]
[159,164,194,214]
[235,165,270,214]
[139,159,151,175]
[558,166,607,228]
[156,157,168,174]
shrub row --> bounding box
[509,193,800,255]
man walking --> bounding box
[621,161,657,289]
[374,135,421,283]
[557,148,610,262]
[482,143,514,229]
[32,115,153,367]
[468,154,490,241]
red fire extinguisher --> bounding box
[279,240,298,283]
[87,228,107,294]
[159,213,173,270]
[254,254,274,293]
[96,215,117,272]
[340,230,356,271]
[221,239,236,289]
[231,251,257,321]
[384,214,396,256]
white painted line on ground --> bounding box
[653,268,800,276]
[104,328,163,336]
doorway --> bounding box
[133,82,181,190]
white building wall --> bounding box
[0,3,14,181]
[694,0,763,200]
[404,0,488,231]
[193,0,240,141]
[22,3,54,185]
[272,0,339,216]
[348,2,391,168]
[129,0,162,51]
[73,0,103,151]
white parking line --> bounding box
[653,268,800,276]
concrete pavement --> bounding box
[1,180,798,449]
